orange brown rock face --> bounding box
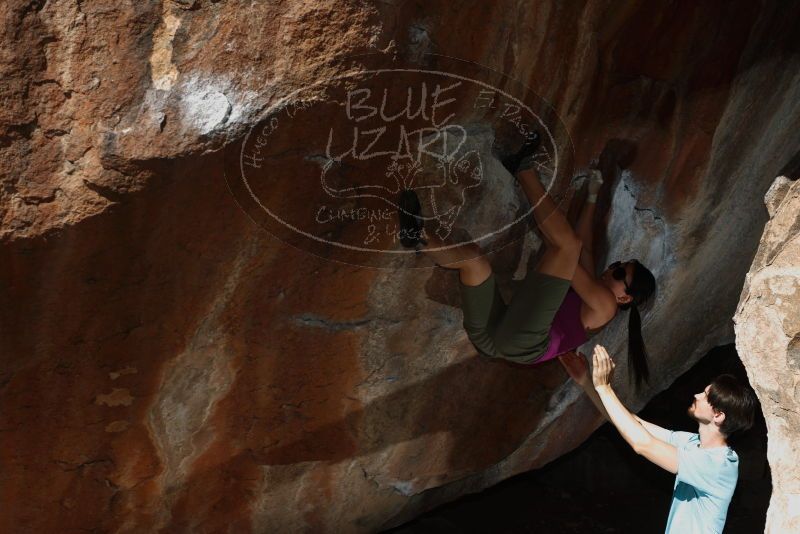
[2,1,799,532]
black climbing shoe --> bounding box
[499,130,540,176]
[398,189,427,249]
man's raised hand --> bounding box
[592,344,616,388]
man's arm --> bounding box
[633,415,672,442]
[592,345,679,474]
[587,388,670,443]
[582,377,610,421]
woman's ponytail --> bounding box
[623,260,656,390]
[627,302,649,389]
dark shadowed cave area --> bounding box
[388,344,770,534]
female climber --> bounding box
[397,132,657,387]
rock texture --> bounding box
[1,1,799,532]
[734,176,800,534]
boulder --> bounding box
[1,1,798,531]
[734,176,800,534]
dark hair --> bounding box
[619,260,656,389]
[708,374,758,438]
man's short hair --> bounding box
[708,374,758,437]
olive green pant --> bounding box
[459,270,571,363]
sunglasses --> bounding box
[608,260,636,293]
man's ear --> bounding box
[713,410,726,427]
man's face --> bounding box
[687,384,716,423]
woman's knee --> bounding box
[534,241,582,281]
[458,256,492,286]
[545,235,582,263]
[555,234,582,254]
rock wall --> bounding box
[734,176,800,534]
[1,1,799,532]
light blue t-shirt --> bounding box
[655,430,739,534]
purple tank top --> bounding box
[535,287,588,364]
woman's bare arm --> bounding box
[571,263,617,325]
[575,200,597,275]
[575,170,603,275]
